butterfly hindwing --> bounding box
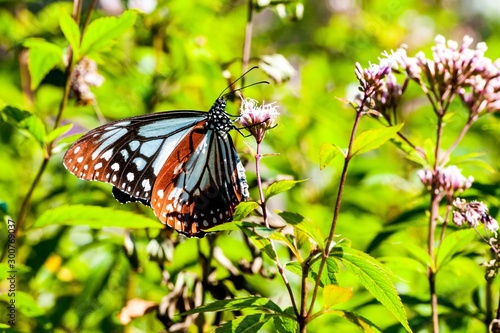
[151,123,248,236]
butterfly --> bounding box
[63,97,249,237]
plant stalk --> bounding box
[255,142,299,319]
[307,101,365,317]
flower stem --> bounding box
[440,116,475,165]
[428,113,444,333]
[254,142,299,319]
[307,99,365,318]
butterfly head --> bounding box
[206,97,233,134]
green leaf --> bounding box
[285,258,338,287]
[273,307,298,333]
[19,114,46,147]
[320,143,345,170]
[33,205,164,229]
[265,179,307,199]
[320,257,339,286]
[323,284,353,309]
[423,138,435,166]
[46,123,73,144]
[216,313,274,333]
[351,123,404,157]
[205,221,275,238]
[321,310,383,333]
[80,10,137,57]
[59,11,80,58]
[378,256,427,275]
[2,106,31,123]
[402,242,435,273]
[182,296,284,316]
[269,232,302,262]
[330,246,412,333]
[234,201,260,221]
[278,211,325,250]
[436,229,476,271]
[0,291,45,318]
[243,228,276,260]
[23,38,64,90]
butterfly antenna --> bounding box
[218,66,261,99]
[222,80,270,100]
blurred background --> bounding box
[0,0,499,332]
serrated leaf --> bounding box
[33,205,164,229]
[216,313,274,333]
[270,232,302,262]
[323,284,353,309]
[24,38,64,90]
[242,228,276,260]
[278,211,325,250]
[182,296,284,316]
[330,246,412,333]
[234,201,260,220]
[285,258,338,287]
[59,11,80,58]
[19,115,46,147]
[351,123,404,156]
[273,307,298,333]
[80,10,136,57]
[320,143,345,170]
[46,123,73,143]
[265,179,306,199]
[436,229,476,271]
[206,221,275,239]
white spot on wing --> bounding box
[127,172,134,181]
[74,146,81,154]
[101,149,113,161]
[133,157,147,171]
[142,179,151,192]
[77,156,83,163]
[157,189,164,199]
[111,163,120,171]
[94,162,102,170]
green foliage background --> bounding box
[0,0,499,332]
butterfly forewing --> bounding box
[63,112,206,202]
[63,99,249,237]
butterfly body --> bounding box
[64,98,248,237]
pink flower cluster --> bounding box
[418,165,473,200]
[239,98,279,143]
[70,58,105,105]
[396,35,500,116]
[453,198,498,234]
